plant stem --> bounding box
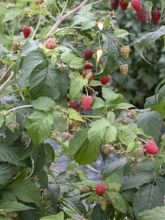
[50,135,68,153]
[32,15,42,39]
[3,105,32,116]
[0,71,14,94]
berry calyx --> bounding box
[96,183,106,196]
[82,70,94,81]
[22,26,31,38]
[151,10,161,25]
[35,0,44,4]
[100,75,110,85]
[68,101,80,111]
[84,62,94,71]
[44,38,57,49]
[119,0,128,11]
[120,46,130,58]
[119,64,128,75]
[137,10,148,23]
[81,96,93,111]
[83,50,93,59]
[111,0,119,10]
[144,140,158,155]
[132,0,142,12]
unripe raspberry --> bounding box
[82,70,94,81]
[22,26,31,38]
[96,183,106,196]
[120,46,130,59]
[84,62,94,71]
[119,64,128,75]
[101,144,114,155]
[81,96,93,110]
[119,0,128,11]
[83,50,93,59]
[44,38,57,49]
[99,201,107,211]
[35,0,44,5]
[68,101,80,111]
[144,140,158,155]
[81,185,92,193]
[100,75,110,85]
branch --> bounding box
[46,0,88,37]
[0,71,14,94]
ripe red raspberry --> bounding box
[82,70,94,81]
[151,10,161,25]
[22,26,31,38]
[84,62,94,71]
[81,96,93,111]
[44,38,57,49]
[120,46,130,58]
[111,0,119,10]
[119,0,128,11]
[96,183,106,196]
[83,50,93,59]
[100,75,110,85]
[137,10,148,23]
[68,101,80,111]
[144,140,158,155]
[132,0,142,12]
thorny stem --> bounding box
[46,0,88,37]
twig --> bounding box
[46,0,88,37]
[0,71,14,94]
[3,105,33,116]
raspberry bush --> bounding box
[0,0,165,220]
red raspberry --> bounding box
[132,0,142,12]
[68,101,80,111]
[22,26,31,38]
[119,0,128,11]
[111,0,119,10]
[100,75,110,85]
[81,96,93,110]
[84,62,94,71]
[82,70,94,81]
[137,10,148,23]
[144,140,158,155]
[83,50,93,59]
[44,38,57,49]
[151,10,161,25]
[96,183,106,196]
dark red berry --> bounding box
[119,0,128,11]
[96,183,106,196]
[82,70,94,81]
[151,10,161,25]
[68,101,80,111]
[137,10,148,23]
[132,0,142,12]
[22,26,31,38]
[84,62,94,71]
[83,50,93,59]
[111,0,119,10]
[100,75,110,85]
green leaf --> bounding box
[133,184,164,219]
[0,164,17,188]
[75,139,100,165]
[21,40,38,57]
[122,172,153,190]
[92,97,105,109]
[67,109,84,122]
[136,111,162,142]
[91,205,108,220]
[139,206,165,220]
[69,74,88,100]
[126,142,135,153]
[26,111,54,145]
[118,125,137,146]
[0,201,33,212]
[3,8,22,22]
[69,129,87,155]
[7,179,41,207]
[32,97,55,112]
[0,115,4,128]
[61,52,84,69]
[114,29,130,39]
[40,212,64,220]
[109,191,127,214]
[104,126,117,143]
[105,169,124,191]
[107,112,115,123]
[29,62,60,100]
[19,50,45,88]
